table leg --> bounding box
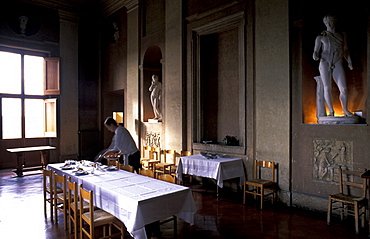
[40,151,49,169]
[15,152,24,177]
[217,186,220,200]
[368,179,370,237]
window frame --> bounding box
[0,48,59,139]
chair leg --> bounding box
[68,208,78,239]
[174,216,177,239]
[327,197,332,225]
[361,205,365,228]
[44,192,47,218]
[260,187,264,209]
[355,203,359,234]
[54,201,58,224]
[271,190,274,205]
[68,213,72,234]
[64,210,68,231]
[243,184,246,205]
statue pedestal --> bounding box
[317,115,361,125]
[148,118,162,123]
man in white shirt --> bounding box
[103,117,141,173]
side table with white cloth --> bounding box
[176,154,245,199]
[47,162,196,239]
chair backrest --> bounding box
[181,150,192,157]
[176,150,192,165]
[158,174,176,183]
[163,149,176,164]
[54,173,67,194]
[139,169,155,178]
[67,177,77,207]
[151,147,161,161]
[107,159,117,167]
[142,146,152,159]
[338,166,367,198]
[79,185,95,227]
[254,160,275,182]
[43,169,53,192]
[120,164,133,172]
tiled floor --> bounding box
[0,169,368,239]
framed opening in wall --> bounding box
[191,12,246,145]
[0,50,59,139]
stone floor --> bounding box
[0,169,368,239]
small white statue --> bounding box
[313,14,353,117]
[149,75,162,120]
[112,21,120,42]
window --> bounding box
[0,50,59,139]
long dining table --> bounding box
[48,162,196,239]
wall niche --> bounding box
[191,11,246,146]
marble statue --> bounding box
[313,13,353,117]
[149,75,162,121]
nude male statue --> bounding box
[313,14,353,117]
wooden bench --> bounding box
[6,146,56,177]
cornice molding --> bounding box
[58,9,80,23]
[100,0,125,16]
[22,0,139,17]
[100,0,139,16]
[124,0,139,13]
[22,0,98,12]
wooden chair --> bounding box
[157,174,177,237]
[140,146,153,167]
[139,168,155,178]
[68,177,92,239]
[54,172,68,230]
[243,160,277,209]
[141,147,161,170]
[327,166,367,234]
[154,149,176,178]
[43,169,61,221]
[140,146,152,161]
[79,185,126,239]
[107,159,118,167]
[157,174,176,184]
[68,178,80,239]
[119,164,133,173]
[170,151,192,181]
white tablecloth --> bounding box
[176,154,245,188]
[48,163,196,239]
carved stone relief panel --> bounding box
[313,139,352,183]
[145,132,161,148]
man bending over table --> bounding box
[103,117,141,173]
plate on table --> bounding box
[106,166,118,171]
[217,154,227,158]
[61,165,74,170]
[75,170,88,175]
